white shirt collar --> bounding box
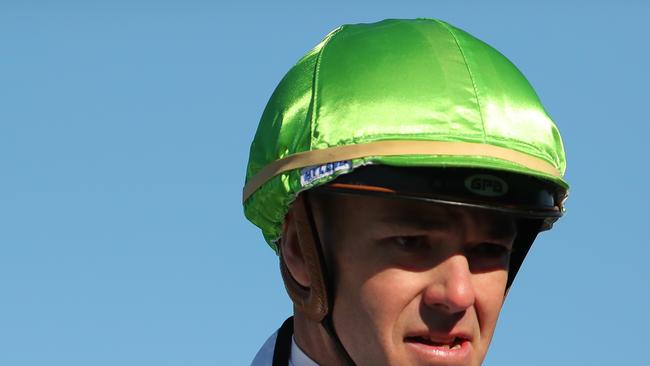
[289,336,319,366]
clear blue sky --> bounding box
[1,1,648,365]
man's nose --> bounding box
[422,254,475,314]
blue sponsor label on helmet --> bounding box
[300,160,352,187]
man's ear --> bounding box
[278,194,330,321]
[280,207,311,288]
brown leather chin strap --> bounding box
[278,193,357,365]
[279,194,330,322]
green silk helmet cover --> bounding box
[243,18,568,250]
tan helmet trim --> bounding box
[242,140,562,202]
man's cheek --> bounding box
[360,272,422,336]
[474,273,508,334]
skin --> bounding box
[281,192,517,366]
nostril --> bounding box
[421,256,475,313]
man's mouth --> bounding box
[404,335,465,349]
[403,332,473,364]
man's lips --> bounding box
[404,335,465,349]
[404,332,473,364]
[404,330,472,347]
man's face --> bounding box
[312,192,517,366]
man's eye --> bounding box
[391,236,429,252]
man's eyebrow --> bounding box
[376,213,517,240]
[483,217,518,241]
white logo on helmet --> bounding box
[300,160,352,187]
[464,174,509,197]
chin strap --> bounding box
[279,192,356,365]
[506,219,544,290]
[272,317,294,366]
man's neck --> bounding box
[292,311,350,366]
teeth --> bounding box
[409,336,463,349]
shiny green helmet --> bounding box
[243,18,568,251]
